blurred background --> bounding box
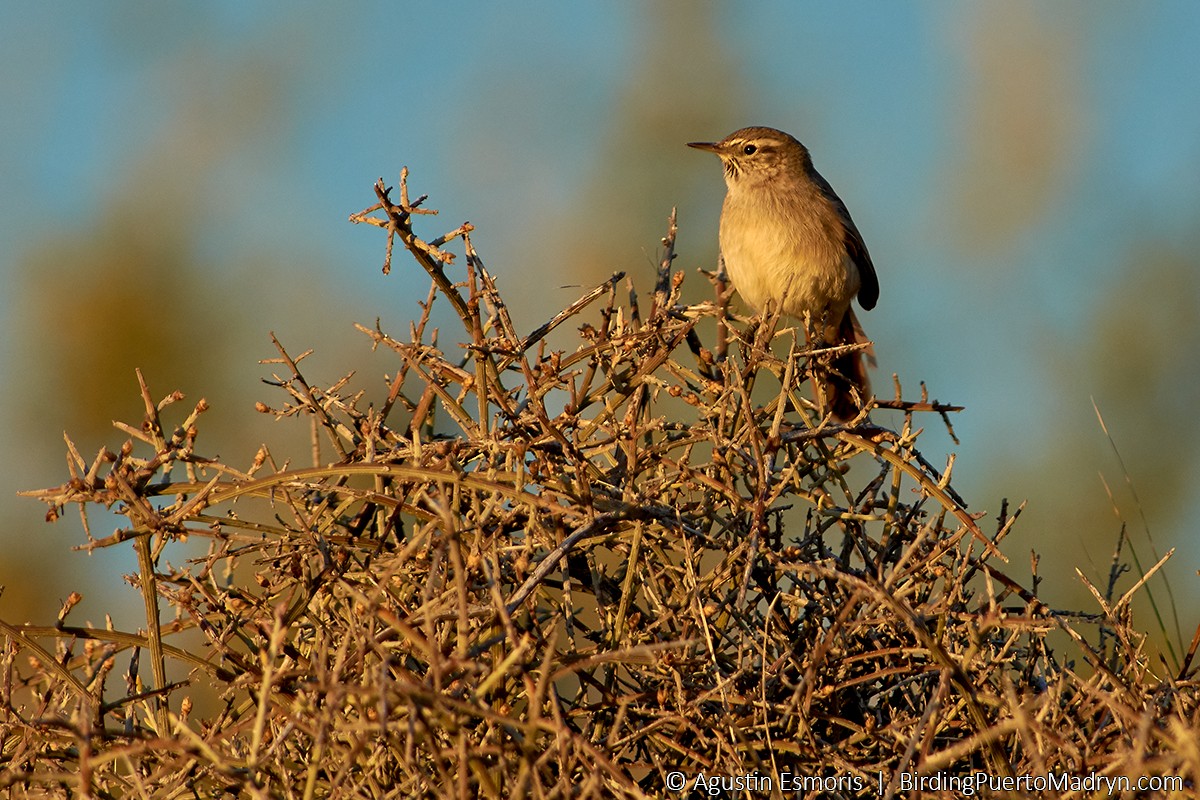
[3,3,1198,660]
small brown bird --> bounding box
[689,126,879,420]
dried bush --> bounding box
[4,172,1198,798]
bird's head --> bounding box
[688,126,811,189]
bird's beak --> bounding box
[687,141,721,153]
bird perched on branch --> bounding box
[689,126,879,420]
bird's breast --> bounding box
[718,188,859,318]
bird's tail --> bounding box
[826,308,874,421]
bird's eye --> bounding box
[742,144,757,155]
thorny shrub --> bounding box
[4,172,1198,799]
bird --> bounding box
[688,126,879,420]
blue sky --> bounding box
[3,3,1199,641]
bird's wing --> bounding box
[810,169,879,311]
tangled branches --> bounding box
[5,172,1196,798]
